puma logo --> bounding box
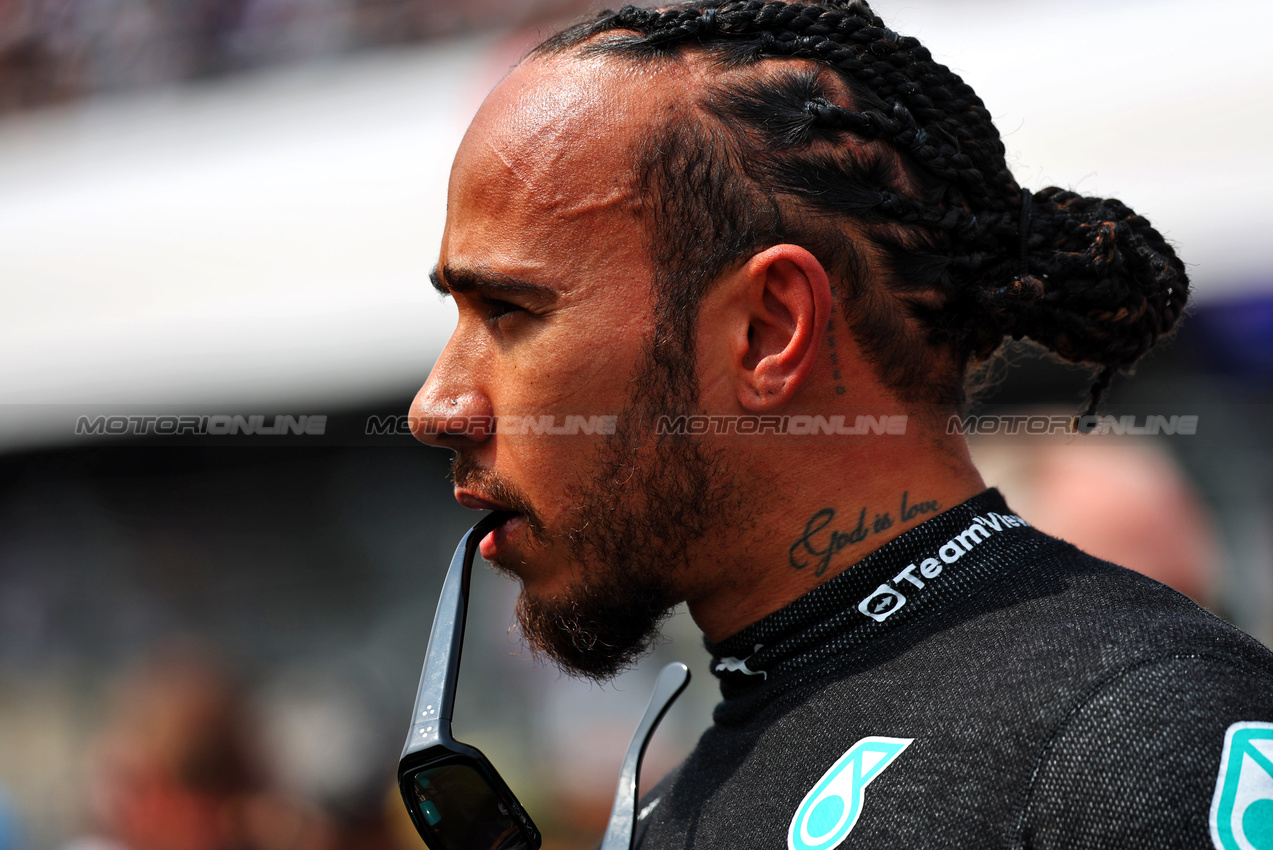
[714,644,767,679]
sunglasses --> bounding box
[397,513,690,850]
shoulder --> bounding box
[996,541,1273,848]
[1015,652,1273,849]
[970,537,1266,671]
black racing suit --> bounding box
[634,490,1273,849]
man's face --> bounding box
[411,55,741,678]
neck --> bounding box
[685,429,985,642]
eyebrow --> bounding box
[430,264,558,304]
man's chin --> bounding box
[484,550,574,606]
[513,583,672,681]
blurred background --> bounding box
[1,0,1271,848]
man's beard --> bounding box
[453,338,745,681]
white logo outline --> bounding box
[1211,720,1273,850]
[788,736,913,850]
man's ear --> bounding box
[736,244,833,412]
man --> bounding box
[409,2,1273,847]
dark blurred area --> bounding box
[0,435,713,850]
[0,0,591,115]
[0,441,456,850]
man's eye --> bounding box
[481,298,523,322]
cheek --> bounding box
[493,433,599,520]
[499,325,648,412]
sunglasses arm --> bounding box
[599,661,691,850]
[401,515,499,759]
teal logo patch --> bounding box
[1211,721,1273,850]
[788,736,912,850]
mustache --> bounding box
[450,453,545,535]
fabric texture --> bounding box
[633,489,1273,849]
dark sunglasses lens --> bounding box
[409,763,532,850]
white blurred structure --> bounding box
[2,0,1271,449]
[0,36,495,447]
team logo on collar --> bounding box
[1211,721,1273,850]
[857,511,1028,623]
[788,736,912,850]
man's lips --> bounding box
[455,491,511,512]
[478,512,526,561]
[455,491,524,560]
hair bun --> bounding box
[1007,186,1189,373]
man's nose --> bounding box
[409,378,495,448]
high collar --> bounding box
[706,489,1061,716]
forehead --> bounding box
[441,52,681,294]
[457,51,664,200]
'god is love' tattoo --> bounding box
[788,491,940,576]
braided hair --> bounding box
[534,0,1188,414]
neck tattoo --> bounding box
[788,491,940,577]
